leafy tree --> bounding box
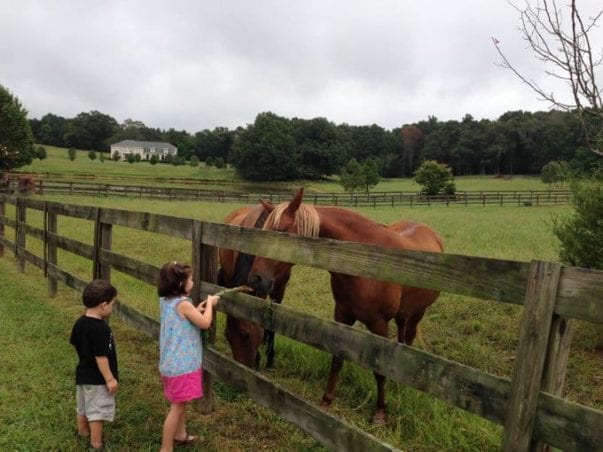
[214,156,225,168]
[68,147,77,161]
[231,112,298,181]
[0,84,34,174]
[414,160,455,196]
[399,124,423,176]
[570,147,603,178]
[149,154,159,165]
[189,155,199,167]
[125,153,136,163]
[88,150,97,161]
[193,127,233,163]
[339,158,364,194]
[553,179,603,269]
[30,113,68,147]
[291,117,349,179]
[361,158,381,193]
[35,145,47,160]
[541,160,569,188]
[63,110,119,151]
[112,151,120,161]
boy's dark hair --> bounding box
[82,279,118,308]
[158,261,193,297]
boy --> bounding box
[70,279,119,450]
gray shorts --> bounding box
[76,385,115,422]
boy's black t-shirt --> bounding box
[70,315,118,385]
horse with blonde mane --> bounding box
[247,188,444,423]
[218,202,291,369]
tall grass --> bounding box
[1,193,600,450]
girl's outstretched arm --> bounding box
[177,295,220,330]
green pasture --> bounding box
[17,145,555,193]
[1,193,600,451]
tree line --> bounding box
[28,108,601,181]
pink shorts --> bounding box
[161,369,203,403]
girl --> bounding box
[157,261,220,451]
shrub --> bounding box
[541,160,569,188]
[68,147,77,161]
[214,157,225,168]
[190,155,199,167]
[414,160,455,196]
[88,150,97,161]
[112,151,121,161]
[36,146,47,160]
[553,179,603,269]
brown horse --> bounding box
[218,203,291,369]
[247,188,444,423]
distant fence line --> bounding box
[0,194,601,451]
[2,178,572,207]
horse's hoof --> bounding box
[320,396,333,409]
[372,410,387,425]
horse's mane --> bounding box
[265,202,320,238]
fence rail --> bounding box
[0,194,600,451]
[2,178,572,207]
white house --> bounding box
[110,140,177,161]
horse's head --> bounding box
[249,188,318,296]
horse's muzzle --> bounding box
[248,272,272,298]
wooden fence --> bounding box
[0,194,601,451]
[2,178,572,207]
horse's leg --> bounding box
[394,314,406,344]
[320,307,355,409]
[404,311,425,346]
[366,319,390,424]
[265,276,289,370]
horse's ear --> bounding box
[285,187,304,214]
[259,199,275,213]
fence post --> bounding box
[532,315,575,452]
[47,206,58,297]
[192,220,218,414]
[501,260,561,452]
[93,208,112,281]
[16,198,26,272]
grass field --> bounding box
[1,191,600,451]
[16,145,558,193]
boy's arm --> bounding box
[95,356,118,394]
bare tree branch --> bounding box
[493,0,603,156]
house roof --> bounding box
[111,140,177,150]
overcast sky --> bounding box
[1,0,602,133]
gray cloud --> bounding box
[1,0,601,132]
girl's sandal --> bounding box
[174,435,199,447]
